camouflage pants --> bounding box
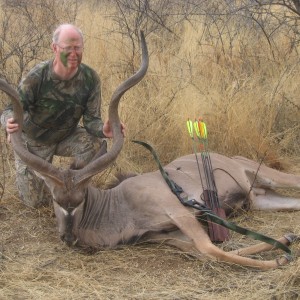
[14,127,102,208]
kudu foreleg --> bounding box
[166,211,291,269]
[229,233,299,256]
[145,230,200,256]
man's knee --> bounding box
[57,128,103,163]
[15,166,51,208]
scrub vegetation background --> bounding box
[0,0,299,299]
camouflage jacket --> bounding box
[1,60,105,144]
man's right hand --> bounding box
[6,117,19,143]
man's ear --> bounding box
[51,42,57,53]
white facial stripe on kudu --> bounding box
[58,205,68,216]
[71,202,84,216]
[56,203,83,217]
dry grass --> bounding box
[0,1,300,299]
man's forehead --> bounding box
[61,37,81,43]
[58,29,82,44]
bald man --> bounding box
[1,24,124,207]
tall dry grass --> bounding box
[75,3,300,174]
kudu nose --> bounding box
[61,233,77,247]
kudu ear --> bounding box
[33,171,64,197]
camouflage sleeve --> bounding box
[0,76,34,130]
[0,75,32,129]
[18,70,39,113]
[0,96,30,130]
[1,62,46,131]
[83,71,106,138]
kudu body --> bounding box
[1,32,300,270]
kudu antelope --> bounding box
[1,32,300,270]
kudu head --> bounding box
[0,31,149,246]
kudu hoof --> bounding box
[284,233,300,245]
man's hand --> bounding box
[103,120,125,138]
[6,117,19,143]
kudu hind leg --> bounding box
[167,211,291,269]
[250,189,300,211]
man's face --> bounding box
[54,29,83,69]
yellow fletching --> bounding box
[186,119,194,138]
[193,120,200,138]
